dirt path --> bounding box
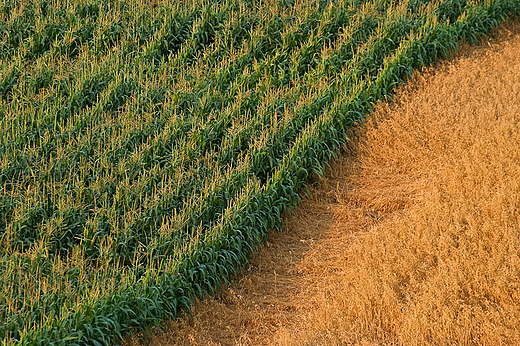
[126,21,520,345]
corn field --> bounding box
[0,0,519,344]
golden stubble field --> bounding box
[127,21,520,346]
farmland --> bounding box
[147,21,520,345]
[1,0,519,344]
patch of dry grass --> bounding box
[126,21,520,346]
[276,20,520,346]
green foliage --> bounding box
[0,0,519,344]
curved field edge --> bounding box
[8,1,520,345]
[130,21,520,345]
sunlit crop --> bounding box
[0,0,518,344]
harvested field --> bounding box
[128,21,520,345]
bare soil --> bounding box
[125,20,520,346]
